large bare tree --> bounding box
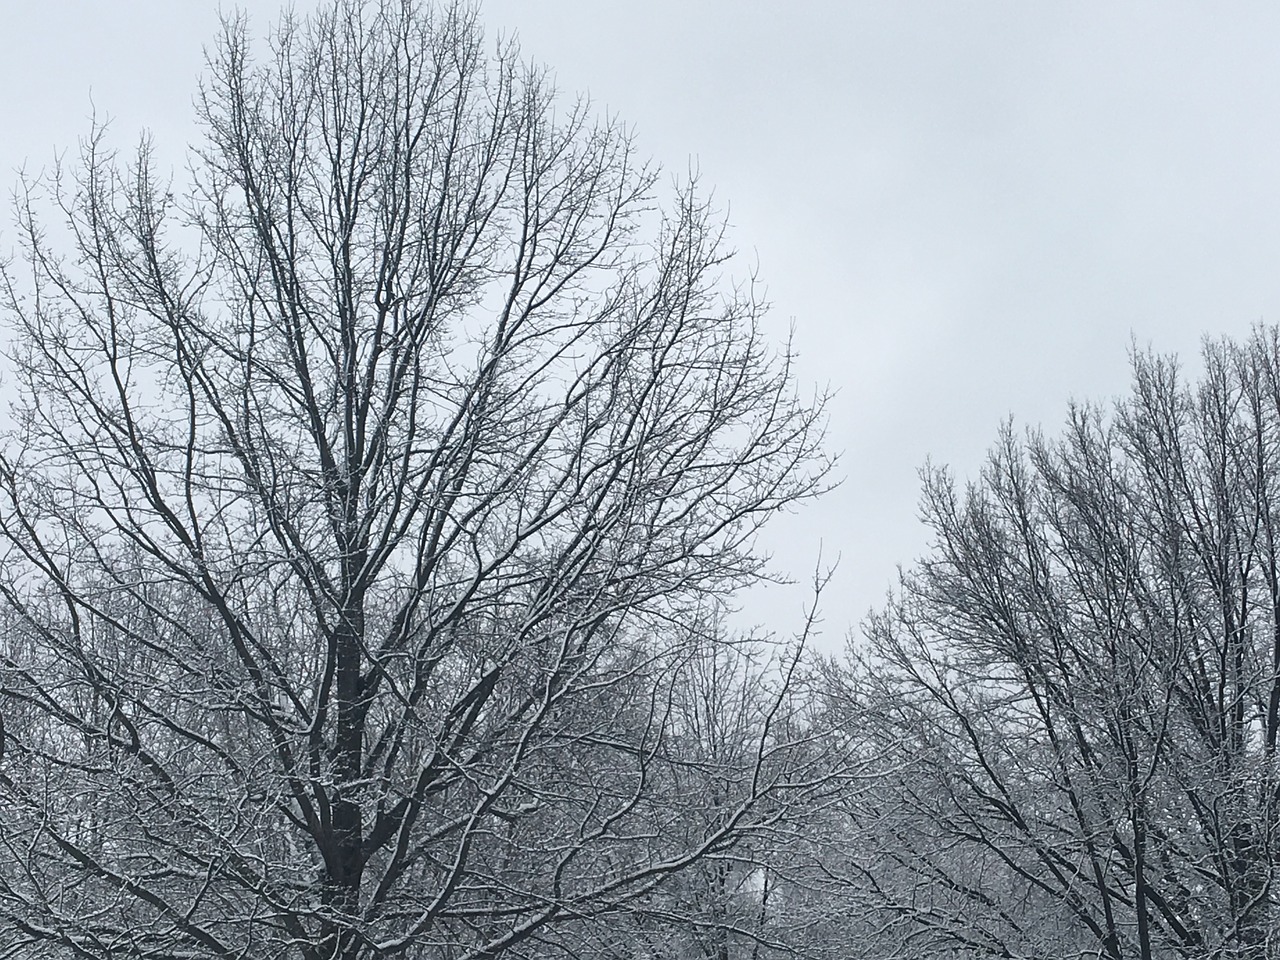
[0,3,830,957]
[826,329,1280,960]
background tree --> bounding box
[825,328,1280,959]
[0,2,830,957]
[603,602,846,960]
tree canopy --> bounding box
[826,329,1280,960]
[12,3,1280,960]
[0,3,831,958]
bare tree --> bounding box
[521,622,838,960]
[825,329,1280,960]
[0,3,830,958]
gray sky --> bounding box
[5,2,1280,649]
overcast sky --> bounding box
[5,2,1280,649]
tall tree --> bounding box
[829,329,1280,959]
[0,3,830,957]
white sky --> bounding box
[5,2,1280,650]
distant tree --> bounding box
[0,2,830,957]
[602,616,845,960]
[828,329,1280,960]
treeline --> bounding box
[0,2,1277,959]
